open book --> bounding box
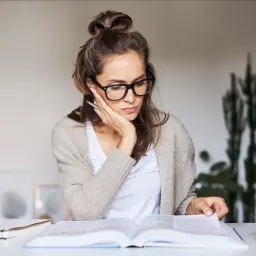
[24,214,247,249]
[0,219,51,239]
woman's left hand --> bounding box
[186,197,229,220]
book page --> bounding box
[131,214,246,248]
[134,214,174,236]
[135,213,227,236]
[42,218,136,239]
[173,213,228,235]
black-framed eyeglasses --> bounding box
[91,77,155,101]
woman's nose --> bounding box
[123,88,136,103]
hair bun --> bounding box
[88,10,133,36]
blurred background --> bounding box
[0,0,256,223]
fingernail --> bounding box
[206,210,213,216]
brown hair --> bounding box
[68,10,169,161]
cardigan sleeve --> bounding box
[169,115,197,215]
[52,120,136,221]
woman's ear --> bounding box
[86,79,96,90]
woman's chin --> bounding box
[122,112,139,121]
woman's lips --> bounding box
[121,107,137,113]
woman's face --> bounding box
[89,51,146,122]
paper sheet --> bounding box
[173,213,228,235]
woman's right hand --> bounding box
[90,87,137,156]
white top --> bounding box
[85,121,161,222]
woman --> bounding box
[52,10,228,221]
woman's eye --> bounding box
[111,85,122,90]
[136,81,145,86]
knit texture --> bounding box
[52,114,197,220]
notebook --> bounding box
[24,214,247,249]
[0,219,51,239]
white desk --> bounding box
[1,223,256,256]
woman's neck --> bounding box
[93,123,121,155]
[93,123,120,142]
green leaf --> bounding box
[196,186,227,198]
[224,180,244,193]
[210,161,227,172]
[195,173,217,184]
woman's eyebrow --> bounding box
[106,74,146,84]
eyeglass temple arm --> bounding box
[91,78,107,91]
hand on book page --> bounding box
[23,214,248,249]
[132,214,247,248]
[135,213,227,236]
[172,213,228,235]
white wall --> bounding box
[0,1,256,185]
